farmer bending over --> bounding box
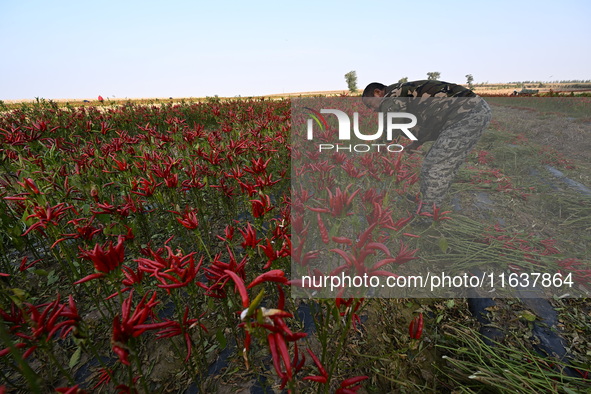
[362,80,491,216]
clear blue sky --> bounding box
[1,0,589,100]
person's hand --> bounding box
[404,141,422,154]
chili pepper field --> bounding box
[1,95,590,393]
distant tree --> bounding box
[398,77,408,83]
[344,71,358,93]
[465,74,474,90]
[427,71,441,81]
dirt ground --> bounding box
[489,104,591,164]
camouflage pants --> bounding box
[419,99,492,212]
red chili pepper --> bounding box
[339,375,370,390]
[267,333,286,379]
[409,313,424,339]
[356,223,377,249]
[258,238,278,269]
[304,375,328,384]
[275,332,292,380]
[244,331,251,352]
[224,270,249,308]
[247,269,287,289]
[305,348,328,380]
[316,213,329,244]
[402,233,421,238]
[277,284,286,310]
[332,236,353,245]
[22,178,41,194]
[73,272,106,285]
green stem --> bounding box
[194,229,212,261]
[132,343,150,393]
[326,301,355,387]
[46,342,75,385]
[0,319,42,393]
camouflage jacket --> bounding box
[383,80,476,98]
[379,80,481,144]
